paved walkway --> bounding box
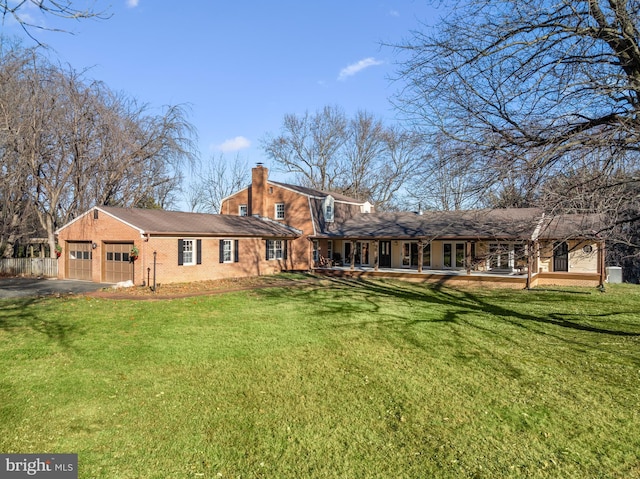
[0,278,111,299]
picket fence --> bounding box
[0,258,58,277]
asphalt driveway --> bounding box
[0,277,111,299]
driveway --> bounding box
[0,277,111,299]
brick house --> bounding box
[55,206,299,285]
[220,164,373,271]
[222,165,606,288]
[55,165,606,288]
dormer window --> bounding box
[324,195,335,222]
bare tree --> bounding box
[1,1,110,44]
[263,106,423,210]
[0,44,196,257]
[188,154,250,213]
[394,0,640,248]
[408,134,485,211]
[262,105,348,191]
[0,42,33,256]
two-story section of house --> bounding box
[220,164,372,270]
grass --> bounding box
[0,276,639,478]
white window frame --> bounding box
[267,239,284,260]
[327,240,333,263]
[324,196,335,222]
[422,242,431,268]
[275,203,285,220]
[357,241,370,266]
[488,243,514,270]
[239,204,248,216]
[183,239,195,265]
[443,242,466,269]
[222,239,233,263]
[313,240,319,262]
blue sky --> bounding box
[5,1,440,193]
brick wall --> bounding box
[57,208,294,285]
[145,236,289,285]
[221,166,316,271]
[56,209,141,283]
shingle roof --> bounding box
[269,181,368,204]
[97,206,299,237]
[537,213,605,240]
[322,208,545,240]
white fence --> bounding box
[0,258,58,277]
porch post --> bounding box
[418,240,423,273]
[350,240,356,271]
[465,241,472,275]
[374,240,379,272]
[598,240,606,288]
[526,240,533,290]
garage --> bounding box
[67,242,92,281]
[103,243,134,283]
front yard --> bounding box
[0,277,638,478]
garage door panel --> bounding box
[67,242,92,281]
[104,243,133,283]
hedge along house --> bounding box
[55,206,299,285]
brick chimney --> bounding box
[251,163,268,217]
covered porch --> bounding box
[313,264,603,289]
[311,237,606,289]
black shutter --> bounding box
[266,240,270,261]
[234,239,239,263]
[178,239,184,265]
[219,239,224,263]
[283,240,288,260]
[196,239,202,265]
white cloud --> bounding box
[216,136,251,152]
[126,0,139,8]
[389,10,400,17]
[338,57,384,81]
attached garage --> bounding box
[55,206,300,285]
[103,243,134,283]
[67,242,92,280]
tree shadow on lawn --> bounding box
[358,278,639,336]
[265,277,640,356]
[0,297,80,348]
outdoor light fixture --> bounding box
[92,242,97,249]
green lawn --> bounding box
[1,277,639,478]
